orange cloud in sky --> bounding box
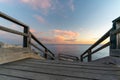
[37,29,81,44]
[36,29,108,44]
[53,29,80,38]
[30,28,36,33]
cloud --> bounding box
[34,15,45,23]
[37,29,80,44]
[0,0,9,2]
[21,0,75,15]
[30,28,36,33]
[38,35,65,44]
[21,0,52,14]
[53,29,80,38]
[69,0,75,11]
[65,39,76,41]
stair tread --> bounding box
[0,59,119,80]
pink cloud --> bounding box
[30,28,36,33]
[36,29,80,44]
[52,29,80,43]
[38,35,65,44]
[53,29,80,38]
[34,15,45,23]
[21,0,52,14]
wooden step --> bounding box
[26,59,118,67]
[0,59,119,80]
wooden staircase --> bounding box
[0,59,119,80]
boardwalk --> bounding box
[0,59,119,80]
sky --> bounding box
[0,0,120,44]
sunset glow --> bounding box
[0,0,120,44]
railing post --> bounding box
[44,49,48,59]
[80,55,83,62]
[28,32,31,50]
[88,50,92,62]
[110,17,120,57]
[23,27,29,47]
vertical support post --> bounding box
[110,17,120,57]
[88,50,92,62]
[110,23,117,49]
[23,27,29,47]
[80,55,83,62]
[44,49,48,59]
[28,32,31,50]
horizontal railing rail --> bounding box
[81,22,120,62]
[0,25,28,36]
[80,29,111,62]
[59,54,79,61]
[30,33,55,59]
[0,11,55,60]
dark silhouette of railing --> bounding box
[0,12,55,60]
[80,16,120,62]
[58,53,79,61]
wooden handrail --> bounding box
[59,54,79,61]
[81,25,120,62]
[82,42,110,58]
[0,11,28,28]
[81,29,111,56]
[0,12,55,60]
[81,29,112,62]
[31,33,55,57]
[0,25,28,36]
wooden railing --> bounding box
[0,11,55,60]
[58,53,79,61]
[80,16,120,62]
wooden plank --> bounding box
[8,60,120,71]
[83,42,110,59]
[0,11,28,28]
[0,66,119,80]
[20,59,118,68]
[0,74,27,80]
[0,25,28,36]
[2,63,120,76]
[0,59,120,80]
[0,68,91,80]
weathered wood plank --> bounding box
[0,11,28,28]
[2,63,120,76]
[7,61,120,71]
[0,74,27,80]
[17,58,118,68]
[0,68,90,80]
[0,59,120,80]
[0,25,28,36]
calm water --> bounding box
[43,44,109,61]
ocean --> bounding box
[43,44,109,61]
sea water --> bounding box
[44,44,109,61]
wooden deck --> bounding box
[0,59,119,80]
